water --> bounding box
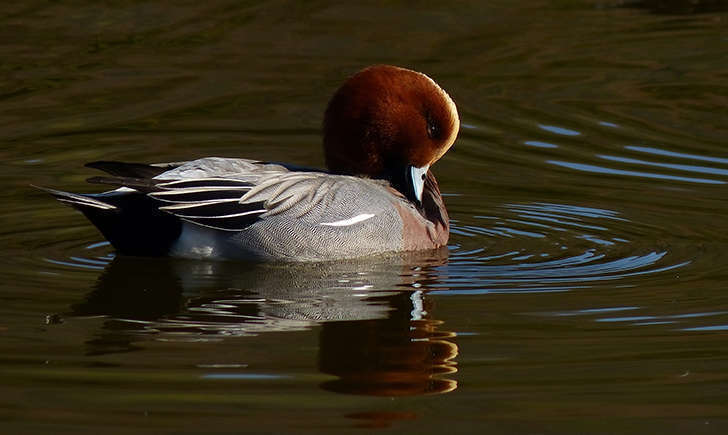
[2,1,728,433]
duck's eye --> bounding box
[426,119,441,140]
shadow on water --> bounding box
[66,252,458,396]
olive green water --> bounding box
[2,1,728,433]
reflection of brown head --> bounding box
[318,292,458,396]
[323,65,459,178]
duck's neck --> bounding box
[421,171,449,230]
[386,166,418,206]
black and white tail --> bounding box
[35,185,182,256]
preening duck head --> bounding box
[323,65,459,204]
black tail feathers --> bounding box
[36,186,181,257]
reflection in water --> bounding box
[344,411,418,429]
[72,256,185,321]
[319,291,457,396]
[69,251,458,396]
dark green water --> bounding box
[2,1,728,433]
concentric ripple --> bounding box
[443,202,689,294]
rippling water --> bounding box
[3,1,728,433]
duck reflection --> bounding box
[319,291,458,396]
[70,249,458,395]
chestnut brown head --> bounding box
[323,65,459,203]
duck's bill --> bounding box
[409,164,430,204]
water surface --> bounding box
[2,1,728,433]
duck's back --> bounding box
[166,158,412,261]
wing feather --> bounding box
[159,199,264,218]
[88,157,385,233]
[149,188,251,203]
[149,176,264,231]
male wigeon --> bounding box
[40,65,460,261]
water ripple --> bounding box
[599,154,728,176]
[548,160,725,184]
[625,145,728,165]
[447,202,690,294]
[527,306,728,333]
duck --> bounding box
[39,65,460,261]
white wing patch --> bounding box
[320,213,375,227]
